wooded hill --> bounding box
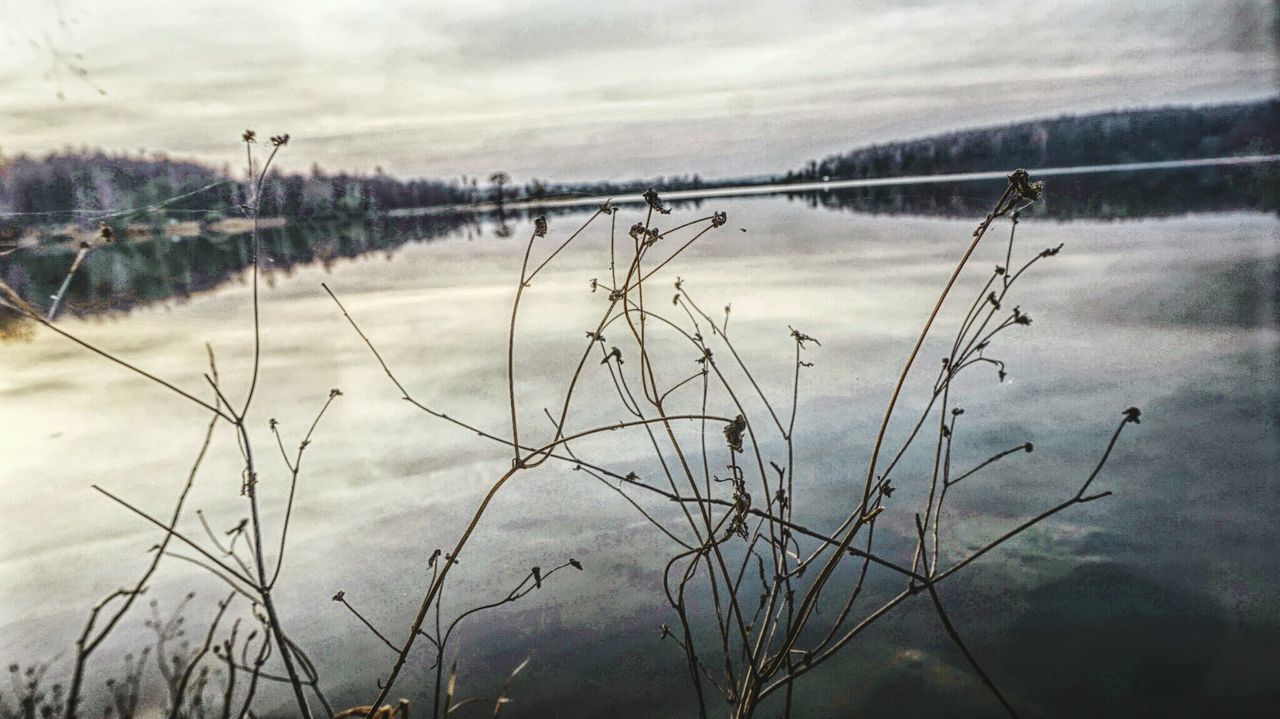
[786,99,1278,182]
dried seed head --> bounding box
[711,211,727,228]
[241,129,256,144]
[331,591,345,602]
[533,215,548,237]
[1122,407,1142,424]
[1008,169,1043,201]
[723,469,751,540]
[642,188,672,214]
[724,415,746,453]
[789,325,820,348]
[628,223,660,244]
[269,133,290,147]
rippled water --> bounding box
[1,196,1276,717]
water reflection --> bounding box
[3,165,1276,336]
[1,214,479,322]
[0,188,1277,716]
[788,165,1279,220]
[1003,564,1228,715]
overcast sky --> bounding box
[0,0,1275,182]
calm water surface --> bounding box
[1,196,1277,716]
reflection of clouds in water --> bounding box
[1003,563,1229,716]
[1106,351,1280,603]
[805,563,1250,717]
[1096,255,1279,329]
[0,201,1277,713]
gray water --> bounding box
[1,197,1277,716]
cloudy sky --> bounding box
[0,0,1275,182]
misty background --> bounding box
[1,0,1277,180]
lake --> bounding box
[1,178,1277,717]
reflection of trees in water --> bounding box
[3,167,1274,333]
[0,213,476,325]
[788,166,1279,220]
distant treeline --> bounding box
[526,174,719,201]
[0,152,472,223]
[787,99,1279,182]
[3,99,1276,228]
[0,148,738,229]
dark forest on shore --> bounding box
[2,99,1275,230]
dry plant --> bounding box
[2,132,332,719]
[0,128,1140,719]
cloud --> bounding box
[0,0,1274,180]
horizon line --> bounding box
[394,155,1280,216]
